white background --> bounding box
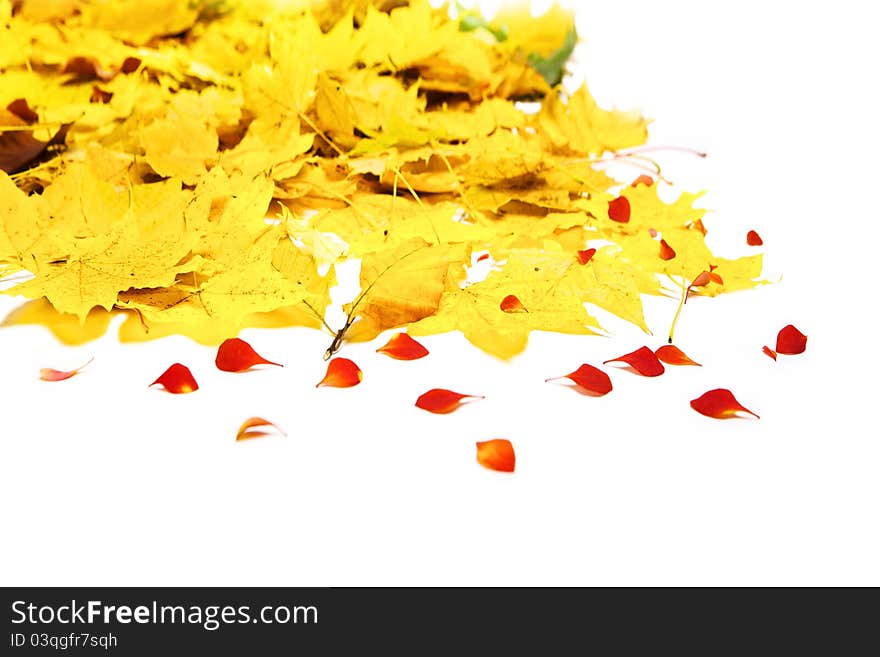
[1,0,878,586]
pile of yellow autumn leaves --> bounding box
[0,0,762,358]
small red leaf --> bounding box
[659,239,676,260]
[708,272,723,285]
[236,417,286,441]
[215,337,282,372]
[604,346,665,377]
[415,388,483,414]
[316,358,362,388]
[631,174,654,187]
[608,195,631,223]
[377,332,429,360]
[776,324,807,355]
[500,294,528,313]
[655,345,701,366]
[476,253,490,262]
[150,363,198,394]
[690,389,759,419]
[39,357,94,382]
[576,248,596,265]
[762,345,778,361]
[476,439,515,473]
[546,364,612,396]
[746,230,763,246]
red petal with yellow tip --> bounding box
[236,417,286,441]
[747,230,763,246]
[500,294,528,313]
[215,337,282,372]
[316,358,362,388]
[604,346,665,377]
[476,439,515,473]
[690,389,759,419]
[776,324,807,355]
[659,239,676,260]
[763,346,778,361]
[608,195,631,223]
[39,357,94,382]
[655,345,701,366]
[576,248,596,265]
[377,332,429,360]
[415,388,483,414]
[150,363,198,394]
[546,364,612,396]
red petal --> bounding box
[655,345,701,366]
[604,346,665,377]
[376,332,429,360]
[631,174,654,187]
[608,195,631,223]
[690,389,759,419]
[215,337,282,372]
[6,98,38,124]
[659,239,676,260]
[709,272,723,285]
[39,357,94,382]
[476,439,515,473]
[762,345,778,361]
[476,253,490,262]
[415,388,483,414]
[775,324,807,355]
[500,294,528,313]
[546,363,612,396]
[746,230,763,246]
[236,417,286,441]
[576,248,596,265]
[150,363,198,394]
[316,358,362,388]
[120,57,142,74]
[691,271,711,288]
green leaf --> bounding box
[528,28,577,87]
[458,12,508,42]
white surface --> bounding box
[1,0,878,586]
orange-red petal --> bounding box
[415,388,483,414]
[604,346,665,377]
[631,174,654,187]
[691,271,711,288]
[546,364,612,396]
[377,332,429,360]
[608,195,631,223]
[150,363,198,394]
[747,230,763,246]
[655,345,701,366]
[215,337,282,372]
[763,345,778,361]
[236,417,286,441]
[500,294,528,313]
[476,439,515,473]
[476,253,490,262]
[690,219,707,235]
[659,239,676,260]
[690,389,759,419]
[776,324,807,355]
[39,357,93,382]
[316,358,362,388]
[576,248,596,265]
